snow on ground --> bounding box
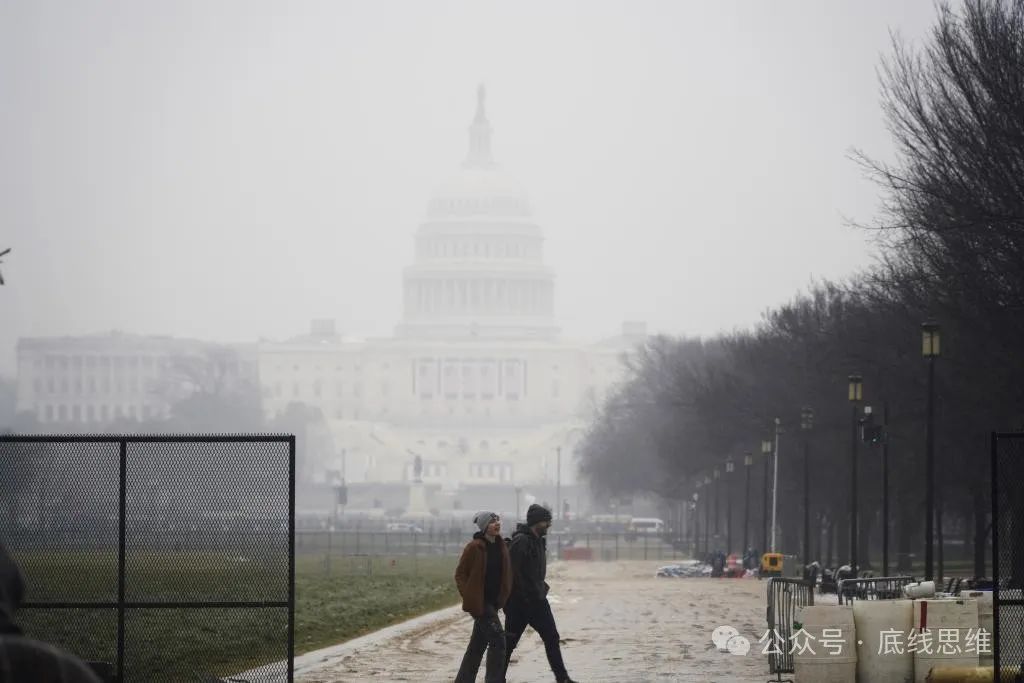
[297,560,776,682]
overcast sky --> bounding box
[0,0,940,374]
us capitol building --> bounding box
[15,86,645,513]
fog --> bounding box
[0,0,938,374]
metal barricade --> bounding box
[765,577,814,681]
[837,575,916,604]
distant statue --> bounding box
[413,455,423,483]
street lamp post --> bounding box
[556,446,562,523]
[922,321,941,581]
[692,499,700,557]
[678,497,685,550]
[800,407,814,566]
[704,475,712,557]
[743,452,753,554]
[725,457,735,556]
[693,484,701,557]
[771,417,781,553]
[864,402,891,575]
[882,402,890,576]
[761,439,772,555]
[515,485,522,522]
[849,374,863,570]
[713,467,721,537]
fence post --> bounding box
[288,435,297,683]
[118,438,127,683]
[991,431,1000,679]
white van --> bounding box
[628,517,665,534]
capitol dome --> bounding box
[397,84,557,341]
[428,168,531,219]
[425,85,532,220]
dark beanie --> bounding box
[526,504,552,526]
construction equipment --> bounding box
[760,552,783,578]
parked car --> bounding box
[386,522,424,533]
[628,517,665,534]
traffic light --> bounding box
[862,425,885,445]
[858,409,883,445]
[336,484,348,506]
[563,500,570,520]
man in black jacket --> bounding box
[504,504,578,683]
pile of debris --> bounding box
[655,560,712,578]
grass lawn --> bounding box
[294,554,460,654]
[16,551,460,682]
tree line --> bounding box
[577,0,1024,579]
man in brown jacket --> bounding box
[454,511,512,683]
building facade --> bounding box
[14,333,258,427]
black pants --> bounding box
[455,603,506,683]
[504,599,568,682]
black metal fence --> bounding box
[0,434,295,683]
[837,575,916,604]
[293,529,686,566]
[764,577,814,680]
[992,431,1024,680]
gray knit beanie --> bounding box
[474,511,499,533]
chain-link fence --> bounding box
[992,431,1024,680]
[0,434,295,683]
